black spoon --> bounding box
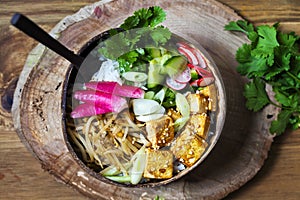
[10,13,84,68]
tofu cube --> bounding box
[187,93,209,114]
[171,131,207,167]
[188,114,210,139]
[199,85,217,111]
[143,149,173,179]
[167,108,182,121]
[145,116,174,149]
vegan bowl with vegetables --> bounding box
[64,6,226,186]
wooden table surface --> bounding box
[0,0,299,199]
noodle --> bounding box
[124,112,142,131]
[67,106,148,178]
[99,113,117,137]
[111,153,128,175]
[68,127,88,162]
[122,126,129,141]
[74,131,94,162]
[124,139,139,153]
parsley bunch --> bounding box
[225,20,300,135]
[98,6,171,73]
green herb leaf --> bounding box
[98,32,133,60]
[224,20,254,34]
[120,6,166,30]
[99,6,171,75]
[120,15,140,31]
[236,43,252,63]
[278,31,299,49]
[236,55,268,78]
[162,88,176,108]
[274,89,291,107]
[248,31,258,43]
[225,20,300,135]
[117,50,140,73]
[254,25,279,54]
[289,113,300,130]
[149,6,167,27]
[251,25,279,67]
[270,109,292,135]
[150,26,172,45]
[244,78,270,111]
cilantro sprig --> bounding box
[225,20,300,135]
[120,6,167,30]
[98,6,171,73]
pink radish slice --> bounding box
[177,46,199,66]
[177,42,207,68]
[175,67,191,83]
[190,76,215,87]
[195,66,212,77]
[84,81,144,99]
[201,76,215,86]
[166,77,186,90]
[187,63,212,77]
[176,41,191,49]
[85,81,117,93]
[71,103,111,118]
[192,48,207,69]
[115,84,145,99]
[74,90,127,112]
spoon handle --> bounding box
[11,13,84,66]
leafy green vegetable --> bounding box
[149,26,172,45]
[144,86,176,108]
[117,50,141,73]
[120,6,166,30]
[224,20,255,35]
[243,78,270,112]
[162,88,176,108]
[270,109,292,134]
[98,6,171,74]
[225,20,300,135]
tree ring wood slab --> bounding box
[11,0,278,199]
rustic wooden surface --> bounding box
[0,0,300,199]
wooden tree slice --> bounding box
[11,0,278,199]
[0,25,39,131]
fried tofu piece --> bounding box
[167,108,182,121]
[186,93,209,114]
[199,85,217,111]
[143,149,173,179]
[188,113,210,139]
[145,116,174,149]
[171,131,207,167]
[200,85,210,97]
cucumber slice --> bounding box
[162,55,187,78]
[147,47,162,58]
[148,59,165,88]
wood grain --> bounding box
[0,0,300,200]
